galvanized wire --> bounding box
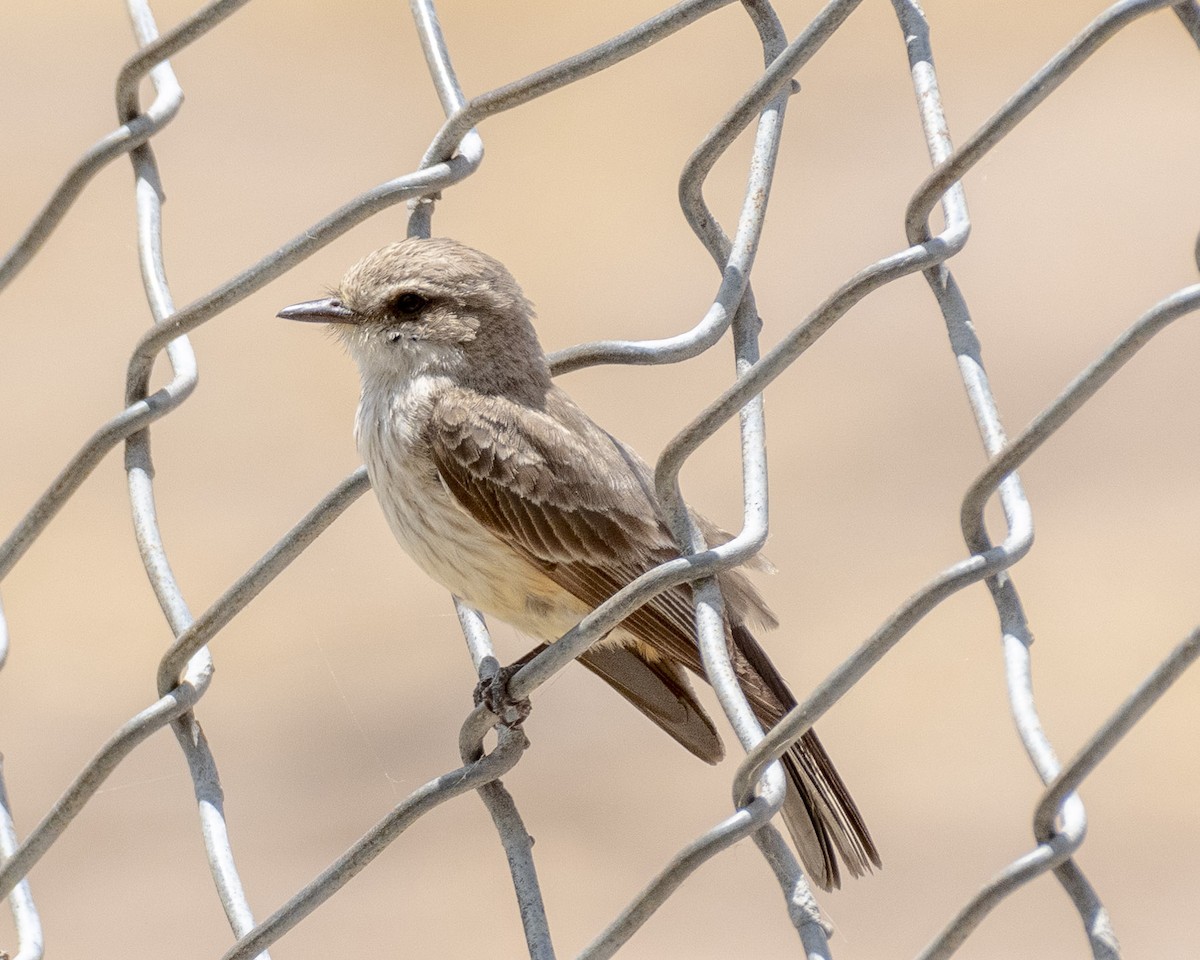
[1,1,1199,959]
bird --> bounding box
[277,236,879,890]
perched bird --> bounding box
[278,237,879,889]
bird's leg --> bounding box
[474,644,546,727]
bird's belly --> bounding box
[365,450,586,641]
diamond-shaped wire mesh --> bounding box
[2,1,1199,958]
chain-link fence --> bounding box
[2,1,1199,957]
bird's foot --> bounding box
[474,656,532,727]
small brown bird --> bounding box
[278,237,879,889]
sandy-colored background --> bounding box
[2,2,1199,957]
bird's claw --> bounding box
[474,657,532,727]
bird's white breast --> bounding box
[355,374,585,639]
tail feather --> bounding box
[781,730,879,889]
[732,624,880,891]
[780,753,838,890]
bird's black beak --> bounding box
[276,297,359,324]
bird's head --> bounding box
[279,237,550,398]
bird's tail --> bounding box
[732,624,880,891]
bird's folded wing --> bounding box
[428,386,703,662]
[427,385,784,722]
[577,645,724,763]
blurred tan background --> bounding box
[2,1,1199,957]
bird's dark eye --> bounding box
[390,292,428,317]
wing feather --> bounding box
[426,385,878,890]
[429,384,775,705]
